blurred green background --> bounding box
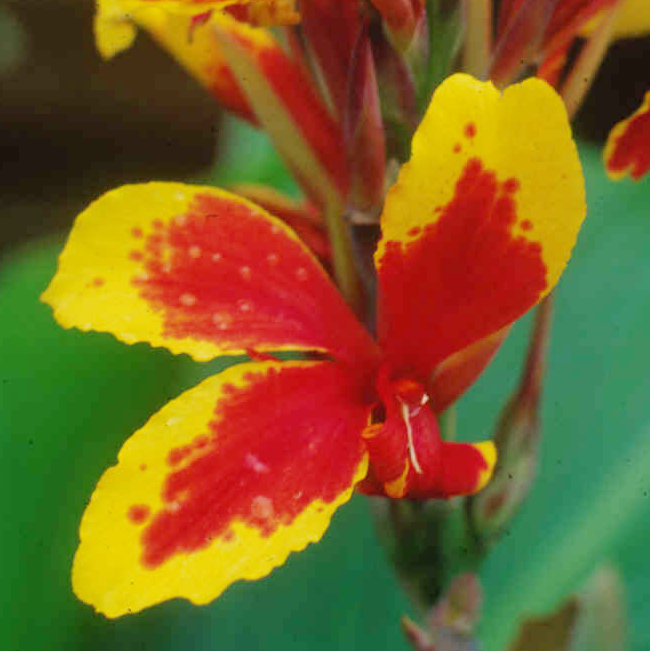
[2,1,650,650]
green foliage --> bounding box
[1,142,649,651]
[200,115,300,195]
[464,145,650,651]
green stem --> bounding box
[462,0,492,79]
[421,0,463,113]
[560,2,622,120]
[518,293,554,402]
[324,199,363,315]
[438,405,457,442]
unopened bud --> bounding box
[469,388,539,541]
[469,297,553,545]
[403,574,484,651]
[346,29,387,212]
[369,0,424,52]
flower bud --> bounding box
[468,297,552,545]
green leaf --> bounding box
[2,141,649,651]
[0,237,409,651]
[457,145,650,651]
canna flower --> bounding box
[42,74,585,618]
[604,91,650,181]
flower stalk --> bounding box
[462,0,492,78]
[468,294,554,548]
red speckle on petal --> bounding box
[128,504,150,524]
[464,123,477,138]
[520,219,533,231]
[128,193,377,368]
[92,277,105,287]
[378,157,547,380]
[131,227,144,239]
[504,177,520,193]
[140,464,148,471]
[168,446,192,467]
[129,250,144,262]
[453,143,462,153]
[407,226,421,237]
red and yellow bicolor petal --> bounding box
[210,14,349,208]
[604,91,650,181]
[358,374,496,499]
[73,360,369,617]
[375,74,585,381]
[94,0,298,59]
[41,183,377,366]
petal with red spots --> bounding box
[72,360,370,617]
[375,74,585,381]
[604,91,650,181]
[231,184,330,263]
[42,183,377,366]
